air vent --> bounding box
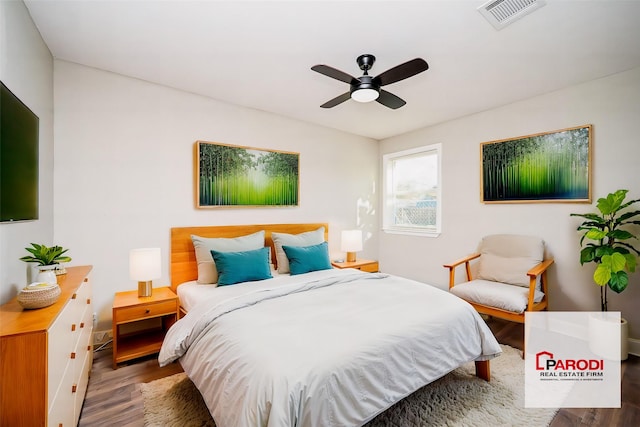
[478,0,546,30]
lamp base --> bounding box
[346,252,357,262]
[138,281,153,297]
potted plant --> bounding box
[20,243,72,284]
[570,189,640,359]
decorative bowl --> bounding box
[17,283,61,309]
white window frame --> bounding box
[382,143,442,237]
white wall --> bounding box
[53,60,378,330]
[0,0,54,304]
[379,67,640,348]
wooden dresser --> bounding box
[0,265,93,427]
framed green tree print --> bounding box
[195,141,299,208]
[481,125,592,203]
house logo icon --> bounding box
[536,351,554,370]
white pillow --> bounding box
[477,253,540,287]
[476,234,543,288]
[191,231,265,284]
[271,227,325,273]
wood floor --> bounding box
[79,317,639,426]
[78,347,183,427]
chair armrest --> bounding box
[443,253,481,269]
[443,253,480,289]
[526,258,554,310]
[527,258,554,278]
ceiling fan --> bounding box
[311,54,429,109]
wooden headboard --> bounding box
[170,223,329,292]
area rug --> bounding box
[141,345,558,427]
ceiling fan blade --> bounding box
[375,58,429,87]
[311,64,357,84]
[376,89,406,109]
[320,92,351,108]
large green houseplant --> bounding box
[570,189,640,311]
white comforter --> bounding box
[159,269,501,427]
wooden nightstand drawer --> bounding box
[114,300,176,324]
[357,262,379,273]
[331,259,379,272]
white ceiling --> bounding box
[24,0,640,140]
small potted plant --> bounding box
[570,189,639,359]
[20,243,72,284]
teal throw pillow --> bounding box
[282,242,332,275]
[210,247,272,286]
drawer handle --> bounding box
[84,278,88,282]
[71,324,76,332]
[87,345,92,351]
[70,352,76,359]
[145,309,151,314]
[72,384,77,393]
[87,298,91,304]
[80,322,85,328]
[72,293,77,299]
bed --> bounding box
[159,223,502,427]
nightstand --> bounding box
[331,259,379,273]
[112,287,178,369]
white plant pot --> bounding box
[36,266,58,285]
[588,313,628,361]
[28,263,40,283]
[621,318,629,361]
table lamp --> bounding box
[130,248,161,297]
[341,230,363,262]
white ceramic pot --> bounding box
[621,318,629,361]
[36,266,58,285]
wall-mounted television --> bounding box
[1,81,39,222]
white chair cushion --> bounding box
[450,279,545,314]
[476,234,544,288]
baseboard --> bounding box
[628,337,640,357]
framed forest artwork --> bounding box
[481,125,592,203]
[195,141,299,208]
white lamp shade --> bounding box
[351,88,379,103]
[129,248,162,281]
[341,230,363,252]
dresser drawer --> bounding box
[48,300,77,404]
[48,359,75,427]
[73,347,93,426]
[72,278,92,321]
[114,300,177,324]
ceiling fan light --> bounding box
[351,88,379,103]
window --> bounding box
[382,143,441,236]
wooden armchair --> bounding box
[443,234,554,324]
